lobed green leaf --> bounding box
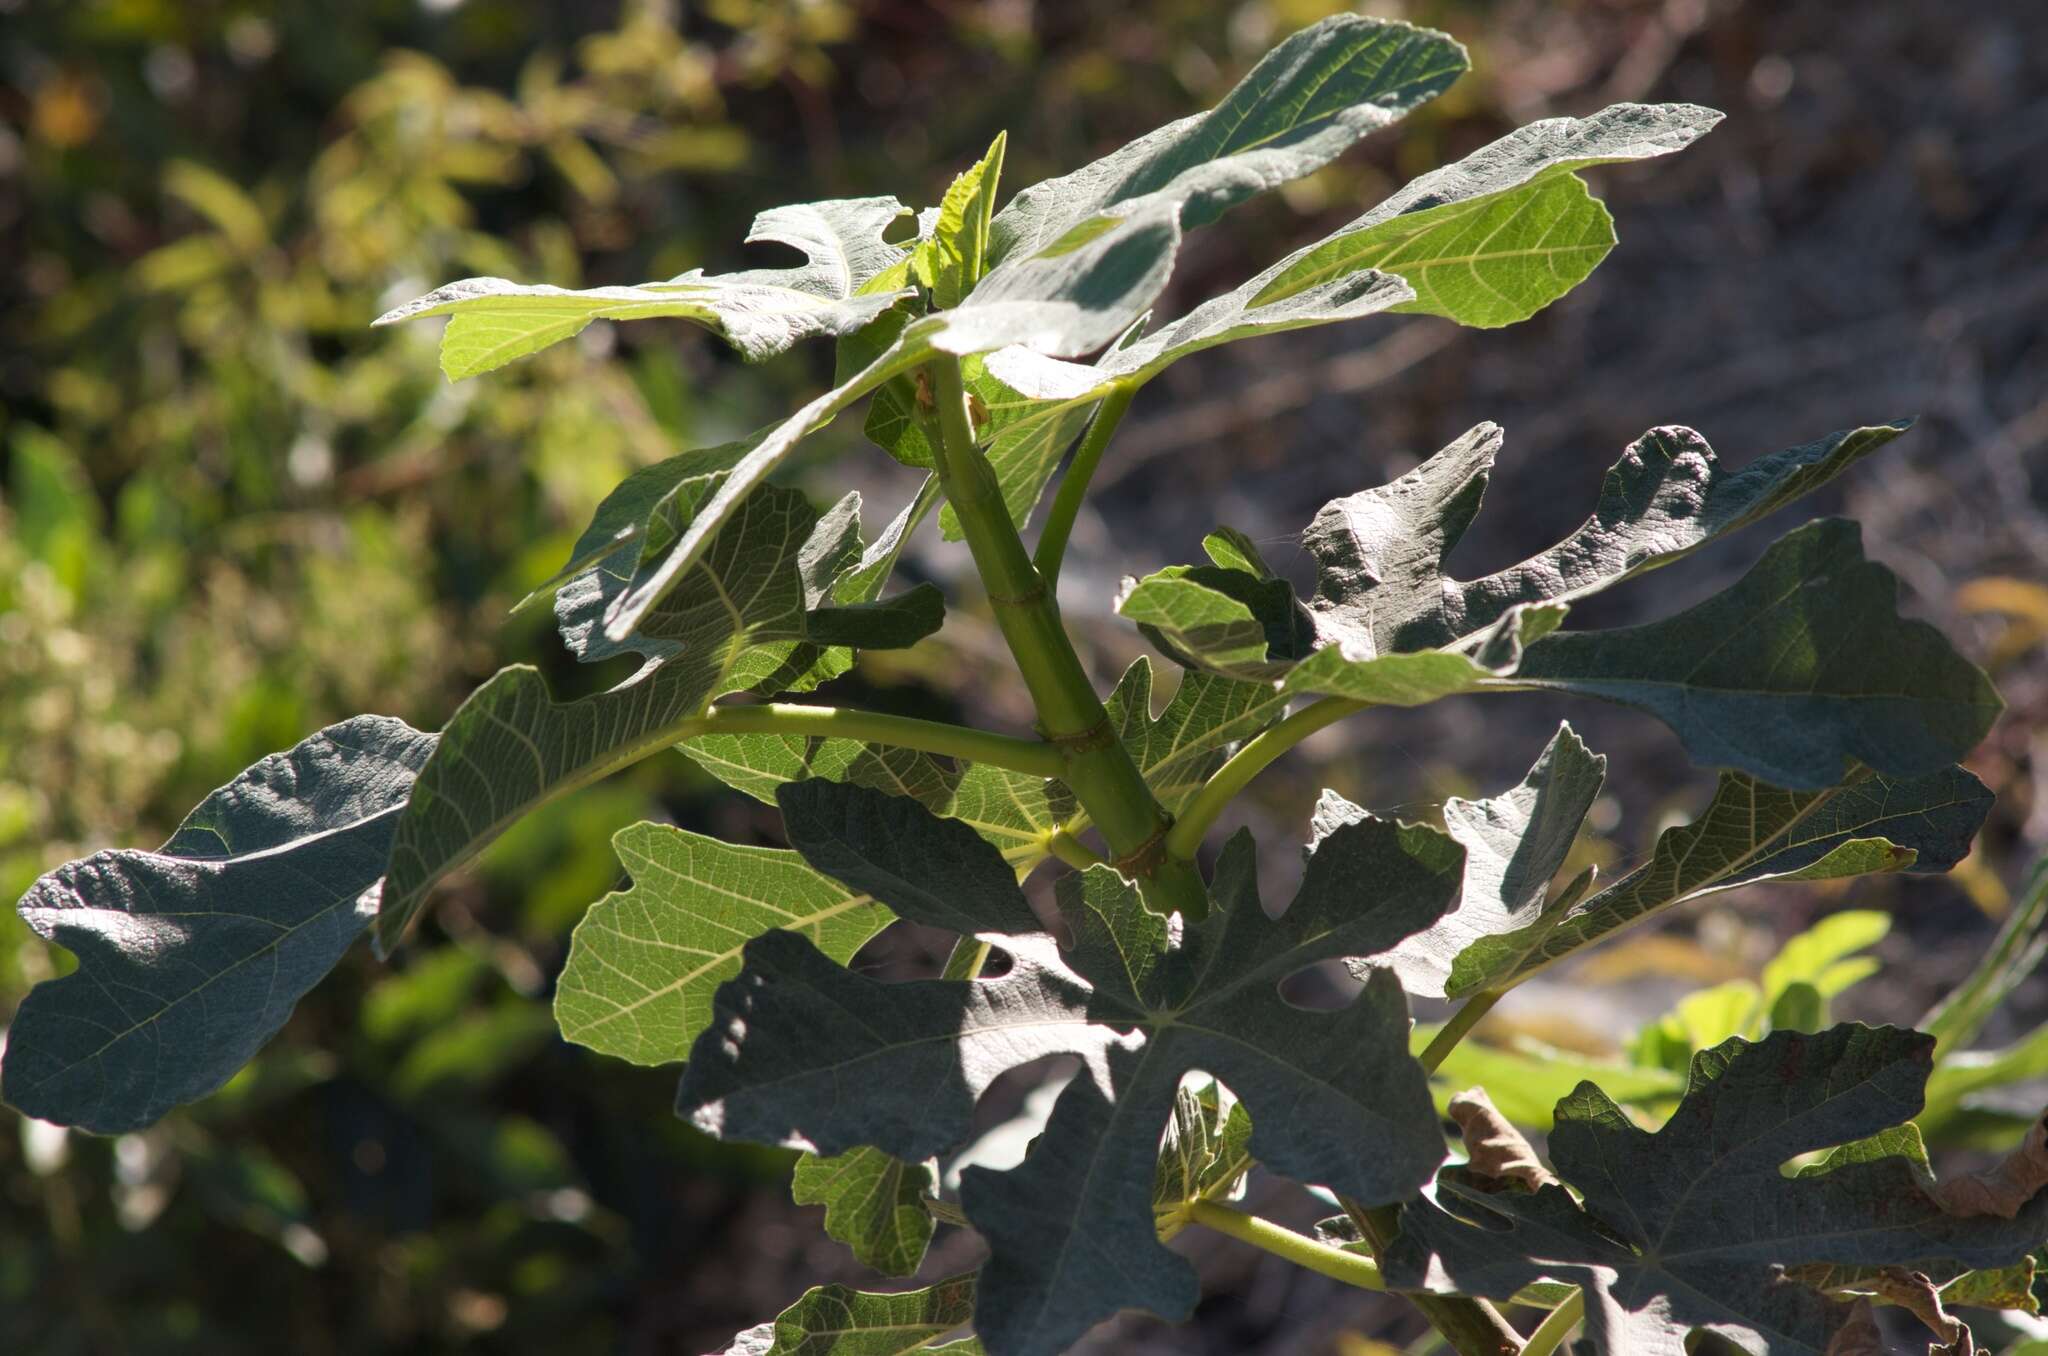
[1447,762,1990,997]
[712,1273,980,1356]
[4,717,436,1132]
[1511,517,2003,789]
[790,1147,940,1279]
[988,16,1467,263]
[1386,1025,2048,1355]
[680,782,1459,1355]
[1253,102,1722,326]
[552,822,893,1067]
[972,101,1718,525]
[1361,722,1607,998]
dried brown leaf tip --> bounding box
[1867,1268,1966,1350]
[1447,1088,1557,1192]
[1825,1287,1978,1356]
[1935,1329,1977,1356]
[1935,1111,2048,1219]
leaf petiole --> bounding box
[1033,382,1137,584]
[1164,696,1369,860]
[1184,1199,1384,1291]
[1519,1288,1584,1356]
[1419,990,1503,1074]
[1345,1200,1524,1356]
[1045,829,1106,871]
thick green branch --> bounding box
[1033,382,1137,584]
[1185,1200,1384,1291]
[691,702,1062,778]
[925,357,1207,918]
[1165,696,1368,860]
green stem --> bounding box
[1420,991,1503,1074]
[941,937,992,982]
[1345,1199,1524,1356]
[1922,854,2048,1057]
[925,357,1207,919]
[1164,696,1368,860]
[1185,1200,1383,1291]
[1521,1289,1583,1356]
[692,702,1062,778]
[1046,830,1106,871]
[1032,382,1136,584]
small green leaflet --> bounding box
[790,1148,939,1278]
[4,717,437,1133]
[552,823,893,1067]
[680,780,1458,1356]
[375,197,913,379]
[911,133,1006,309]
[1385,1025,2048,1356]
[1627,913,1893,1069]
[1253,102,1722,327]
[376,483,937,954]
[1360,722,1606,999]
[1152,1078,1254,1239]
[988,15,1467,262]
[713,1273,980,1356]
[1444,762,1990,998]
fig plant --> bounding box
[7,16,2043,1355]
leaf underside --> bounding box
[1121,419,1998,795]
[376,196,914,379]
[3,717,436,1133]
